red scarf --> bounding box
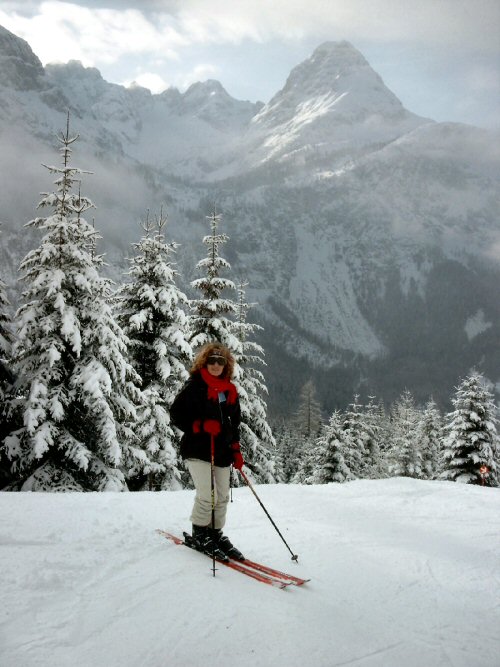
[200,368,238,405]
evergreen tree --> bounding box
[0,268,15,486]
[289,380,322,483]
[189,211,240,352]
[0,271,13,407]
[233,281,276,483]
[116,210,192,490]
[416,399,443,479]
[2,118,141,491]
[271,419,291,483]
[374,398,391,477]
[362,396,382,478]
[441,372,499,486]
[275,422,302,483]
[387,390,422,478]
[293,379,323,439]
[291,436,316,484]
[342,394,369,478]
[312,410,351,483]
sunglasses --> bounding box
[207,355,227,366]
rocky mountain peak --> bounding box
[0,24,45,90]
[45,60,110,107]
[254,40,409,129]
[302,40,370,77]
[181,79,260,125]
[184,79,230,100]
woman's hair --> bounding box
[190,342,235,379]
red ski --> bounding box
[238,558,309,586]
[157,530,291,590]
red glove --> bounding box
[231,443,244,471]
[192,420,201,433]
[203,419,221,436]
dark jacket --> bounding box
[170,372,241,467]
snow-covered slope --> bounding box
[0,24,499,411]
[1,479,499,667]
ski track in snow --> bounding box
[1,478,499,667]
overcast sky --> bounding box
[1,0,499,128]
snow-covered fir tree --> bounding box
[270,420,287,483]
[116,210,192,490]
[363,396,384,478]
[441,372,499,486]
[189,211,240,352]
[232,281,276,483]
[2,118,142,491]
[374,398,391,476]
[275,421,302,483]
[312,410,351,483]
[291,435,317,484]
[415,399,443,479]
[0,270,13,409]
[0,268,15,486]
[342,394,370,479]
[387,389,422,478]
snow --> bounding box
[1,478,499,667]
[465,309,493,341]
[288,225,385,357]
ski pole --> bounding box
[210,434,216,577]
[239,468,299,562]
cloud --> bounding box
[464,63,500,94]
[121,63,219,94]
[2,0,499,66]
[0,1,186,67]
[123,72,169,94]
[172,0,500,51]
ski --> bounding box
[238,558,310,586]
[157,530,290,589]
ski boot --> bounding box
[189,525,229,562]
[213,529,245,561]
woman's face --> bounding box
[206,353,226,377]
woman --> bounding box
[170,342,245,561]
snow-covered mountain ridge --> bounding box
[0,24,498,412]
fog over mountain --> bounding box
[0,24,498,415]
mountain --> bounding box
[244,41,427,173]
[0,24,44,90]
[0,25,499,415]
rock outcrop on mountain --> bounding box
[0,25,498,413]
[0,24,44,90]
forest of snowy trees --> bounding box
[275,379,499,487]
[0,120,498,491]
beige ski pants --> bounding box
[187,459,231,530]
